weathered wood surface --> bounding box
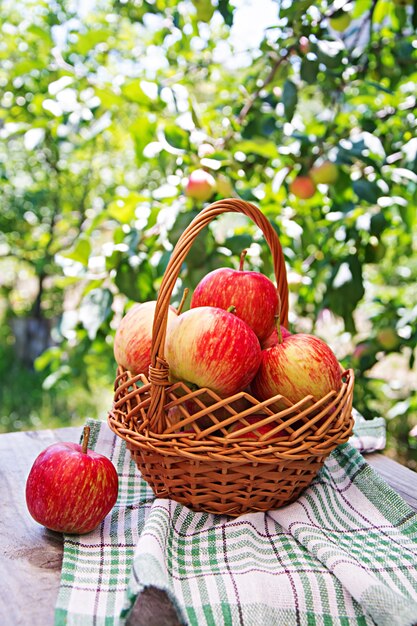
[0,426,416,626]
[0,427,81,626]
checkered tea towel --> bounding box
[55,416,417,626]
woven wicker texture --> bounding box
[108,199,354,516]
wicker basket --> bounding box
[108,199,354,516]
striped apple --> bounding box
[165,306,262,397]
[114,301,177,376]
[252,333,342,405]
[190,250,279,343]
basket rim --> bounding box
[108,368,355,463]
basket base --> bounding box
[128,444,326,516]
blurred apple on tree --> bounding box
[310,161,339,185]
[377,328,401,351]
[289,176,316,199]
[185,169,217,202]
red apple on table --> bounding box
[190,250,279,343]
[289,176,316,199]
[185,169,216,202]
[114,300,178,376]
[25,426,118,535]
[252,333,342,405]
[165,306,262,397]
[229,415,290,440]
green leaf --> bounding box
[282,80,298,122]
[74,29,112,55]
[300,58,319,84]
[79,288,113,340]
[370,212,390,236]
[235,140,279,159]
[164,124,190,151]
[224,234,253,256]
[352,0,373,18]
[34,347,62,371]
[131,117,157,161]
[108,193,143,224]
[169,210,199,245]
[218,0,234,25]
[325,256,365,333]
[353,180,380,204]
[61,237,91,266]
[279,0,314,19]
[122,80,153,106]
[115,260,155,301]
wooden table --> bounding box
[1,426,417,626]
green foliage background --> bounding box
[1,0,416,466]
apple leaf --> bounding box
[324,256,365,333]
[353,180,380,204]
[224,234,253,256]
[115,260,155,302]
[79,288,113,340]
[218,0,234,25]
[282,80,298,122]
[164,124,190,151]
[61,237,91,266]
[300,59,319,85]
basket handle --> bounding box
[148,198,289,433]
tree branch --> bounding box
[221,49,294,147]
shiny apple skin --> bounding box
[190,268,279,343]
[165,306,262,397]
[252,334,342,405]
[114,301,177,375]
[25,442,119,535]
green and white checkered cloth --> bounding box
[55,416,417,626]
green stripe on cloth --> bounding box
[55,418,417,626]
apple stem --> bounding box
[274,314,283,344]
[82,426,90,455]
[239,249,248,271]
[177,288,189,315]
[227,305,236,313]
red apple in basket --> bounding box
[25,426,118,535]
[252,333,342,406]
[229,415,290,440]
[190,250,279,343]
[114,300,178,376]
[165,306,262,397]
